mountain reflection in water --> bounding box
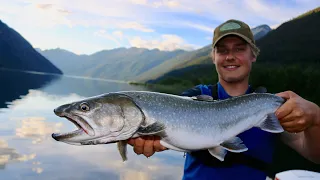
[0,69,184,180]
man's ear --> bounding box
[211,49,216,64]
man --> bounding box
[128,19,320,179]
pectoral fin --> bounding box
[117,140,128,161]
[220,137,248,153]
[208,146,227,161]
[258,113,284,133]
[137,122,165,135]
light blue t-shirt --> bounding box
[182,83,277,180]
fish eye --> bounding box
[80,103,90,112]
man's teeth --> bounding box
[226,65,237,68]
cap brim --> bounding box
[212,32,253,48]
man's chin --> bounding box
[222,77,247,83]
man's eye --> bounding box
[236,48,245,52]
[217,49,228,54]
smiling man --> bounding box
[128,19,320,180]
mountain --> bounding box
[39,47,185,80]
[136,24,271,82]
[255,8,320,64]
[0,20,62,74]
[39,48,88,75]
[251,24,272,40]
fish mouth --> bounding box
[52,113,95,141]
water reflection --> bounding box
[0,139,36,169]
[0,69,60,109]
[15,117,63,144]
[0,70,184,180]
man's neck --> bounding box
[219,79,249,97]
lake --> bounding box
[0,69,185,180]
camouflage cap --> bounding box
[212,19,255,48]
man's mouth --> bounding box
[223,65,240,70]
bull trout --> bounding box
[51,91,285,161]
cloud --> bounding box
[152,0,180,8]
[10,2,73,28]
[94,30,121,46]
[36,4,53,9]
[182,22,213,33]
[130,0,148,5]
[112,31,124,40]
[129,34,199,51]
[118,22,154,32]
[0,139,36,169]
[2,0,319,54]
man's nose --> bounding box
[226,54,235,60]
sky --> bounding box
[0,0,319,55]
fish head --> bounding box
[52,93,144,145]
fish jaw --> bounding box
[52,109,95,142]
[52,128,88,144]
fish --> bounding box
[51,91,285,162]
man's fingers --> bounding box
[133,137,145,155]
[153,136,167,152]
[280,121,296,129]
[276,91,298,100]
[143,136,155,157]
[276,102,294,120]
[127,138,135,146]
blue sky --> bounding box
[0,0,319,55]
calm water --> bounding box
[0,70,185,180]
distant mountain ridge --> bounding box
[39,47,186,80]
[37,23,271,81]
[0,20,62,74]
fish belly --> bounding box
[162,129,219,150]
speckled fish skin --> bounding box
[51,91,285,161]
[118,91,285,150]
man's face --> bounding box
[213,35,256,83]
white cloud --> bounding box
[113,31,124,40]
[22,2,72,28]
[1,0,319,54]
[129,34,199,51]
[130,0,148,5]
[182,22,213,33]
[152,0,180,8]
[94,30,122,46]
[118,22,154,32]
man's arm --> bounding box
[276,91,320,164]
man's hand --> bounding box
[275,91,320,133]
[127,136,168,158]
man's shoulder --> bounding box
[180,84,216,97]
